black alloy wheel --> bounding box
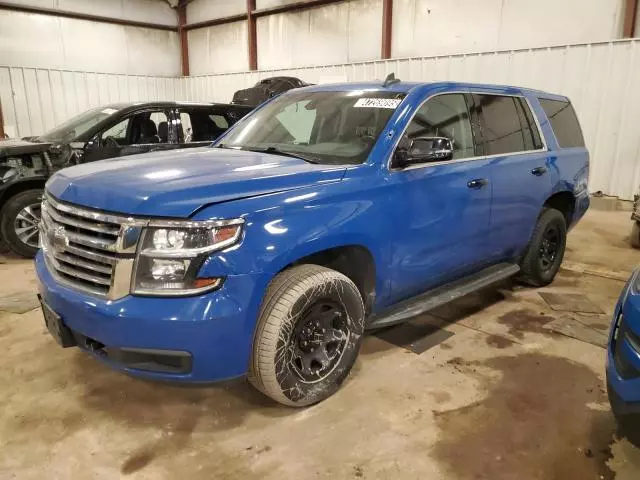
[288,300,350,383]
[539,224,560,272]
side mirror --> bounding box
[393,136,454,168]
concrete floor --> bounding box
[1,208,640,479]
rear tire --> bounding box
[0,189,43,258]
[249,264,365,407]
[518,207,567,287]
[630,222,640,249]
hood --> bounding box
[0,138,52,157]
[46,147,346,217]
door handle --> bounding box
[467,178,488,189]
[531,166,548,176]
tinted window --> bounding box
[515,98,543,150]
[539,98,584,148]
[475,94,530,155]
[406,94,475,160]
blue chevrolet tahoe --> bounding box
[35,80,590,406]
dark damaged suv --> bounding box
[0,101,252,257]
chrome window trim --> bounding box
[386,90,548,172]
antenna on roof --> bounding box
[382,73,400,87]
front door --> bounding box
[386,92,493,304]
[472,93,552,261]
[83,109,178,162]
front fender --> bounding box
[195,169,391,304]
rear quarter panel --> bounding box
[525,92,590,227]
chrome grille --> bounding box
[40,194,143,299]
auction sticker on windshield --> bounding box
[354,98,402,109]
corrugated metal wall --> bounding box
[183,39,640,200]
[0,66,183,138]
[3,39,640,199]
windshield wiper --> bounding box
[236,146,321,164]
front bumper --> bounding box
[35,251,270,382]
[606,270,640,414]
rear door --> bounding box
[474,93,552,261]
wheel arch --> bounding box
[0,177,47,211]
[277,244,378,316]
[543,190,576,227]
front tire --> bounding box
[519,207,567,287]
[249,264,365,407]
[0,189,43,258]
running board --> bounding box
[366,263,520,330]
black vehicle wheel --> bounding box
[0,189,43,258]
[518,207,567,287]
[630,222,640,249]
[249,264,365,407]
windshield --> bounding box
[39,105,124,142]
[218,90,406,165]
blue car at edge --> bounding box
[608,269,640,443]
[35,79,590,406]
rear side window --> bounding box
[474,94,541,155]
[538,98,584,148]
[514,98,543,150]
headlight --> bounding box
[132,219,243,296]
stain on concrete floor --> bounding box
[496,309,555,339]
[432,353,615,480]
[485,334,515,349]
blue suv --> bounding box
[35,80,590,406]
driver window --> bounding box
[406,94,474,160]
[101,118,129,146]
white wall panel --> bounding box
[187,0,245,22]
[257,0,382,71]
[0,11,180,75]
[188,22,249,75]
[184,39,640,200]
[7,0,177,25]
[1,67,182,138]
[392,0,624,59]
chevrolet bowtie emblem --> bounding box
[50,226,69,254]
